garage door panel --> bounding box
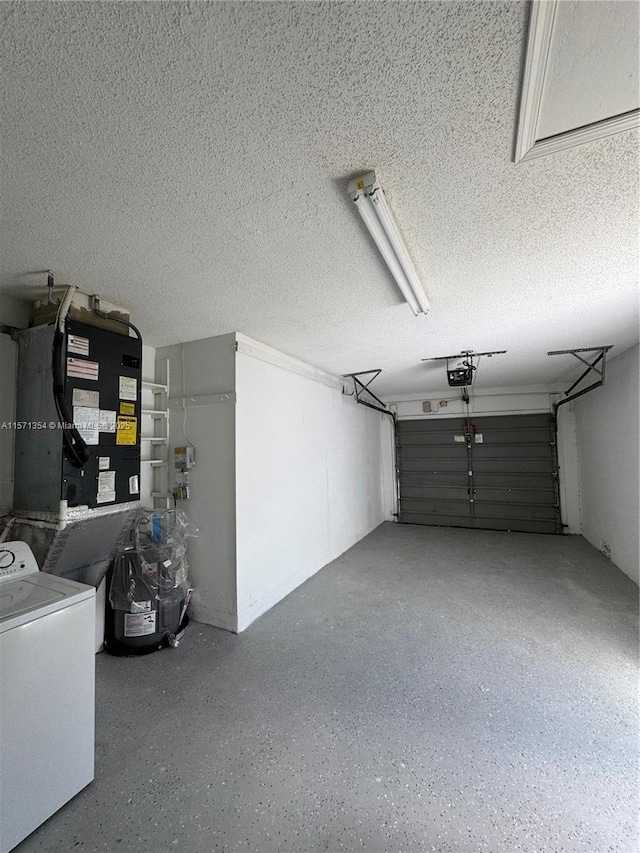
[469,516,558,534]
[402,485,470,501]
[397,432,463,446]
[401,512,556,533]
[399,445,467,459]
[473,471,554,489]
[402,498,470,515]
[397,413,560,534]
[401,513,474,528]
[472,501,557,520]
[399,457,470,473]
[472,457,555,474]
[400,471,470,488]
[472,486,556,505]
[473,427,553,444]
[472,444,553,460]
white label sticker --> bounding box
[96,490,116,504]
[475,433,483,443]
[67,357,99,381]
[73,406,99,445]
[98,456,110,470]
[99,410,117,433]
[130,600,151,613]
[129,474,140,495]
[454,434,466,443]
[124,611,156,637]
[98,470,116,493]
[67,335,90,356]
[72,388,99,408]
[119,376,137,401]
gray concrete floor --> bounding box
[16,523,639,853]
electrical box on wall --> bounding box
[173,445,195,501]
[174,446,196,471]
[13,319,142,513]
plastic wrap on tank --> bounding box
[109,509,196,612]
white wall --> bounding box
[234,335,387,631]
[574,345,639,583]
[156,333,238,631]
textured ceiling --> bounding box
[1,1,638,396]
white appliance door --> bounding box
[0,597,95,853]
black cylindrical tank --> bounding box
[104,548,189,656]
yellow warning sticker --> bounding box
[116,415,137,445]
[119,402,135,415]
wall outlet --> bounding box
[422,401,431,413]
[601,541,611,560]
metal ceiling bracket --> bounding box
[547,346,614,404]
[342,369,395,419]
[422,349,507,362]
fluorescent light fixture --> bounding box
[349,171,429,315]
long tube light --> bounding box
[349,171,429,315]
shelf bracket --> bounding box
[547,346,614,404]
[342,369,395,420]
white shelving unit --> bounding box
[140,362,171,509]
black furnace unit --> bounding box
[14,319,142,514]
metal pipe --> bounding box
[355,397,393,418]
[557,380,603,409]
[47,270,55,304]
[57,285,77,332]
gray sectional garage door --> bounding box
[397,413,561,534]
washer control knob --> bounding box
[0,549,16,570]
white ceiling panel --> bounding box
[538,0,640,139]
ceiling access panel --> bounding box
[396,413,560,535]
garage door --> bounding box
[397,413,561,534]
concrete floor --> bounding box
[16,523,639,853]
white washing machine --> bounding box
[0,541,95,853]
